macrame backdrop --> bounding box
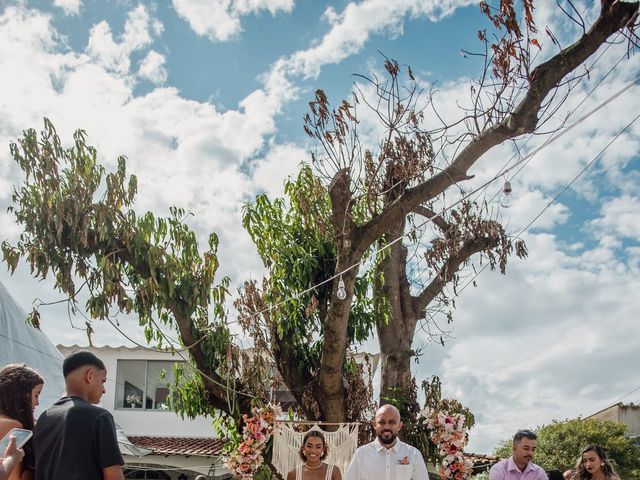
[272,422,359,479]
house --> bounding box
[466,452,500,474]
[57,345,231,480]
[586,402,640,438]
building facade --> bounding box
[586,402,640,438]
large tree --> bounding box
[240,0,640,423]
[2,0,639,431]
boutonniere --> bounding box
[398,456,410,465]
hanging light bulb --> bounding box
[499,179,515,208]
[336,274,347,300]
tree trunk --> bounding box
[317,168,359,423]
[376,217,419,415]
[317,263,357,422]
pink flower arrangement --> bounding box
[421,407,473,480]
[225,403,282,479]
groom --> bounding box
[345,404,429,480]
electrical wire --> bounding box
[457,109,640,295]
[617,385,640,403]
[15,46,640,405]
[197,75,640,333]
[105,77,639,403]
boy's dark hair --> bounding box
[513,429,537,443]
[63,351,106,377]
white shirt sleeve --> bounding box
[412,447,429,480]
[344,448,360,480]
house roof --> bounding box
[127,436,227,458]
[465,452,500,472]
[586,401,639,419]
[58,344,187,353]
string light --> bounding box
[499,178,515,208]
[336,274,347,300]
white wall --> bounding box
[619,404,640,437]
[58,345,217,438]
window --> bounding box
[123,468,171,479]
[115,360,180,410]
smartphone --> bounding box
[0,428,33,458]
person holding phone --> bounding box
[1,437,25,480]
[0,364,44,480]
[33,351,123,480]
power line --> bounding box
[108,78,640,404]
[0,332,64,362]
[12,58,640,406]
[458,108,640,295]
[516,113,640,237]
[206,74,640,331]
[586,384,640,417]
[617,385,640,403]
[478,17,634,206]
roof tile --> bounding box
[128,436,226,457]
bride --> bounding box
[286,430,342,480]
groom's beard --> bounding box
[378,430,397,445]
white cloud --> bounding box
[86,21,131,74]
[53,0,82,16]
[0,3,303,325]
[0,5,74,182]
[589,195,640,240]
[138,50,167,84]
[233,0,294,15]
[250,141,307,198]
[272,0,474,80]
[172,0,294,42]
[414,230,640,452]
[123,3,163,47]
[86,4,162,75]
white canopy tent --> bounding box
[0,280,65,415]
[0,280,150,457]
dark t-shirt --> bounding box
[33,396,124,480]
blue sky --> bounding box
[1,0,639,454]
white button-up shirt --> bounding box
[345,438,429,480]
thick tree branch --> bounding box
[88,232,250,416]
[328,168,354,243]
[316,167,359,421]
[268,322,317,419]
[412,205,451,232]
[354,0,639,257]
[412,235,497,316]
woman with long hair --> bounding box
[286,430,342,480]
[0,364,44,480]
[572,445,621,480]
